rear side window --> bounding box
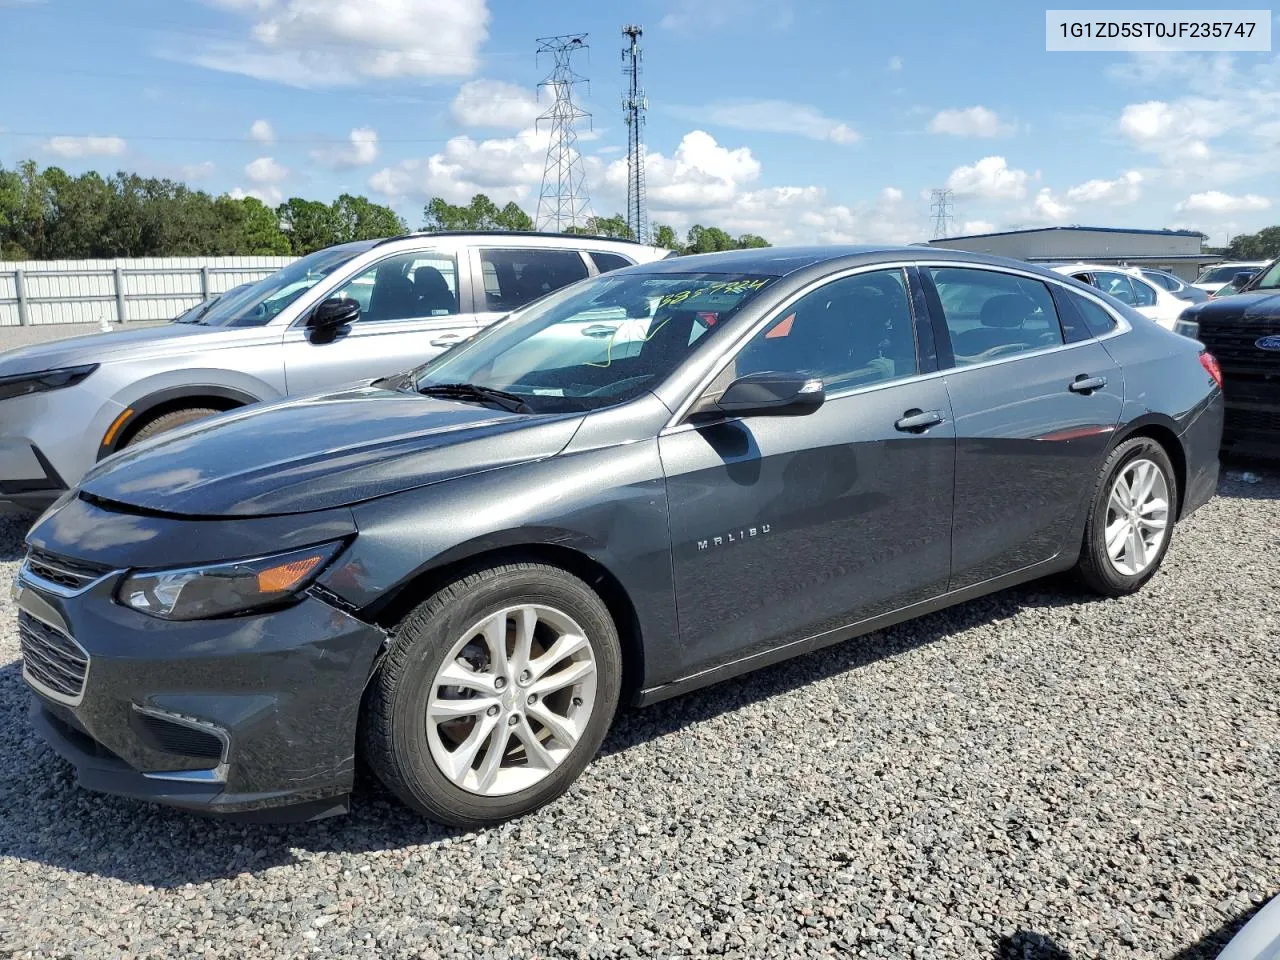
[929,268,1065,366]
[1130,276,1158,307]
[478,248,590,311]
[589,251,634,274]
[1067,292,1119,337]
[1143,271,1178,291]
[1092,271,1138,306]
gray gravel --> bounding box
[0,468,1278,959]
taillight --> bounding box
[1199,351,1223,389]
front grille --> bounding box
[25,548,111,592]
[1199,318,1280,370]
[132,712,225,761]
[18,610,89,703]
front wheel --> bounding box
[361,562,622,827]
[1075,437,1178,596]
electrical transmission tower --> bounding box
[930,188,955,239]
[535,34,593,232]
[621,24,649,244]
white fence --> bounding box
[0,256,297,326]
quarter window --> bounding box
[928,268,1065,366]
[589,251,634,274]
[731,269,919,391]
[331,251,458,322]
[1068,292,1119,337]
[479,249,590,311]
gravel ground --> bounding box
[0,467,1277,959]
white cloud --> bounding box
[960,219,996,235]
[929,106,1014,138]
[605,131,761,209]
[369,127,552,206]
[451,78,541,130]
[44,135,127,158]
[1065,170,1143,205]
[249,119,275,143]
[1175,191,1271,214]
[230,185,284,206]
[182,161,217,181]
[245,156,288,185]
[189,0,490,87]
[945,156,1028,200]
[888,55,903,71]
[880,186,904,203]
[1030,187,1072,222]
[312,127,379,169]
[673,100,859,144]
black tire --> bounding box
[124,407,222,446]
[1075,436,1179,597]
[361,562,622,828]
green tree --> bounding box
[278,198,340,255]
[686,224,737,254]
[423,193,533,232]
[1226,226,1280,260]
[736,233,770,249]
[333,193,408,242]
[210,196,290,255]
[652,223,679,251]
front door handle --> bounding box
[582,324,619,338]
[894,409,945,433]
[430,333,464,348]
[1069,375,1107,394]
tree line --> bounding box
[0,160,770,261]
[1216,225,1280,261]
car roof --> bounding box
[626,244,1063,279]
[373,231,666,253]
[1049,263,1142,275]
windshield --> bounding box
[1248,260,1280,290]
[414,272,777,412]
[195,243,375,327]
[1197,264,1260,284]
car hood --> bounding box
[0,323,275,375]
[78,384,584,517]
[1186,290,1280,322]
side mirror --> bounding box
[1234,271,1257,286]
[308,297,360,330]
[714,371,825,418]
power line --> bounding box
[621,25,649,245]
[535,34,593,233]
[930,188,955,240]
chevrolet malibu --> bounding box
[18,246,1224,827]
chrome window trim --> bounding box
[134,705,231,784]
[17,603,91,707]
[660,259,1131,433]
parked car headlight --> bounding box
[0,363,98,402]
[1174,318,1200,340]
[118,542,344,620]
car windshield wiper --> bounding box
[418,381,531,413]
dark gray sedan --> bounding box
[18,246,1224,827]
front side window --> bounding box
[416,272,776,411]
[929,268,1065,366]
[1249,260,1280,290]
[730,269,919,392]
[195,242,375,327]
[1092,271,1138,306]
[330,250,459,323]
[479,248,590,311]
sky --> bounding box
[1,0,1278,246]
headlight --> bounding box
[1174,318,1200,340]
[0,364,99,402]
[119,542,343,620]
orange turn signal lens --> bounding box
[256,554,325,594]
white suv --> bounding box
[0,232,670,508]
[1051,263,1187,330]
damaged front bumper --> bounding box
[17,556,387,822]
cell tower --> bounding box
[535,34,593,232]
[621,24,649,244]
[930,188,955,239]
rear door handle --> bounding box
[582,324,619,338]
[1069,375,1107,394]
[894,409,945,433]
[430,333,464,347]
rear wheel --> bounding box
[124,407,222,447]
[1076,437,1178,596]
[362,562,622,827]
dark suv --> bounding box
[1177,257,1280,456]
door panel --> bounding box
[661,382,956,674]
[944,341,1123,588]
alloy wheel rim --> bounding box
[1104,458,1170,577]
[426,604,597,797]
